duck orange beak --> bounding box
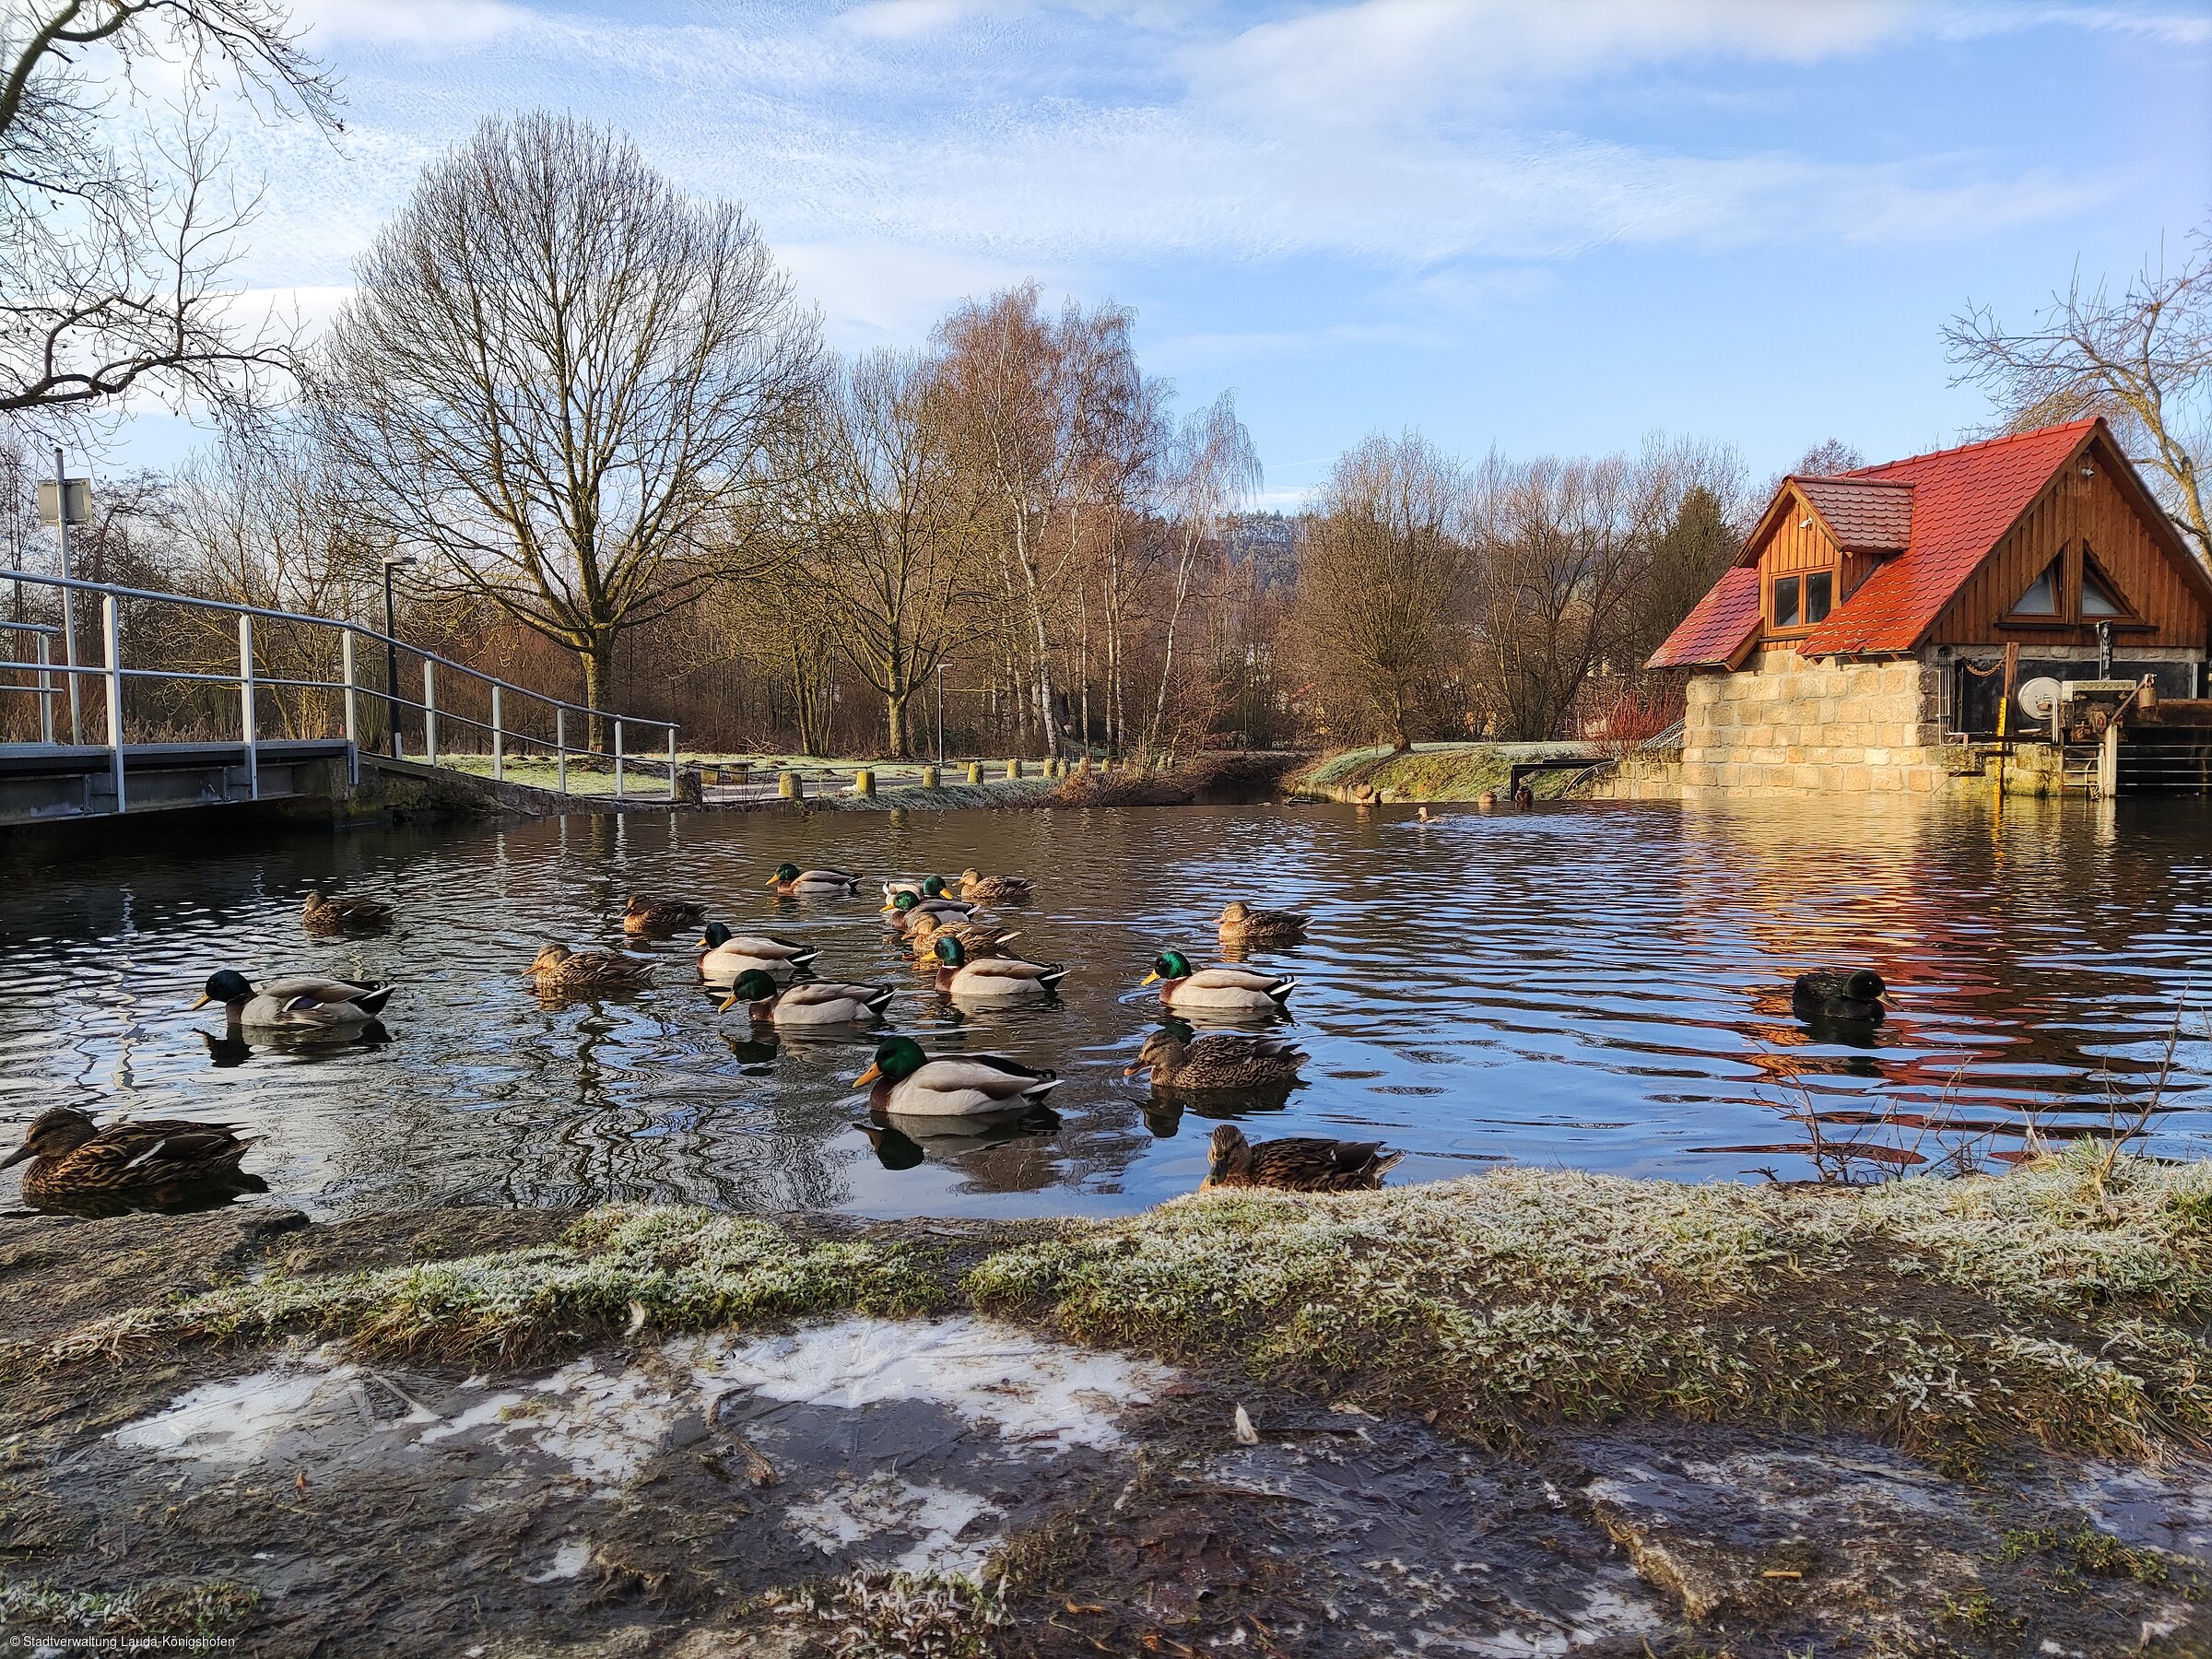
[189,994,212,1011]
[1139,971,1160,986]
[763,876,779,888]
[853,1062,882,1088]
[716,991,739,1013]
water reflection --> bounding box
[0,796,2206,1220]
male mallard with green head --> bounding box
[695,924,820,982]
[932,935,1065,1002]
[767,863,864,896]
[1204,1124,1401,1193]
[1792,969,1891,1026]
[719,970,895,1027]
[1140,950,1296,1013]
[5,1106,257,1210]
[623,893,707,935]
[194,970,393,1030]
[1125,1029,1305,1091]
[884,888,975,934]
[883,875,957,901]
[853,1035,1058,1122]
[300,889,394,935]
[958,868,1033,905]
[1216,900,1308,947]
[525,944,653,994]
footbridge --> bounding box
[0,572,682,830]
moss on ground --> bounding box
[1290,743,1591,802]
[42,1150,2212,1462]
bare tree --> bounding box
[787,349,987,755]
[1289,431,1470,752]
[1147,391,1260,753]
[1,2,337,425]
[1947,227,2211,562]
[315,112,818,747]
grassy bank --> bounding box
[49,1149,2212,1465]
[1288,741,1599,803]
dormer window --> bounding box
[1768,568,1834,634]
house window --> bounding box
[2011,560,2060,617]
[2081,566,2125,618]
[1772,574,1801,629]
[1769,567,1834,632]
[1806,570,1833,624]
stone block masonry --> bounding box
[1680,648,1959,796]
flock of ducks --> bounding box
[6,851,1898,1212]
[4,866,1401,1211]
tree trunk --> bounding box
[580,637,616,754]
[887,688,910,758]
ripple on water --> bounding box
[0,796,2206,1218]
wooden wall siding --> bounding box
[1929,431,2211,650]
[1762,486,1841,576]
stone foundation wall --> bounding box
[1680,648,1961,795]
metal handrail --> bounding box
[0,569,680,812]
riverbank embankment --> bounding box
[1287,742,1610,804]
[6,1150,2207,1655]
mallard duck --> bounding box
[525,944,653,994]
[958,868,1033,905]
[1793,969,1890,1026]
[903,913,1020,962]
[1141,950,1296,1013]
[623,893,707,935]
[695,923,819,982]
[931,935,1065,1002]
[853,1035,1059,1122]
[1125,1030,1306,1090]
[300,889,394,935]
[1512,783,1535,810]
[883,875,956,901]
[1216,901,1309,947]
[767,863,863,896]
[1204,1124,1402,1193]
[719,970,894,1027]
[5,1106,257,1209]
[194,970,393,1029]
[884,888,975,933]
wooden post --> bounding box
[780,771,800,800]
[853,768,875,797]
[966,761,982,785]
[921,764,939,789]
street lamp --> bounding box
[382,554,416,758]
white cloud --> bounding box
[288,0,535,49]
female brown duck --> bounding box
[1204,1124,1401,1193]
[5,1107,256,1210]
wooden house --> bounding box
[1647,418,2212,795]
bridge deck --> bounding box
[0,739,355,825]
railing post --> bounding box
[62,588,82,745]
[238,612,259,801]
[667,724,677,802]
[556,706,568,796]
[36,632,54,746]
[614,718,624,799]
[490,683,504,782]
[101,594,124,812]
[423,659,438,765]
[341,629,359,782]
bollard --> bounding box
[853,768,875,797]
[922,765,939,789]
[1007,759,1022,781]
[1077,753,1091,774]
[967,761,982,785]
[780,771,801,800]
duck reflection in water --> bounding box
[199,1022,391,1068]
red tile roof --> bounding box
[1793,477,1914,553]
[1799,419,2097,655]
[1647,564,1761,668]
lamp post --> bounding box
[382,554,416,757]
[36,447,88,744]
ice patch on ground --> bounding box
[522,1538,594,1583]
[783,1473,1001,1577]
[685,1314,1166,1450]
[111,1358,357,1465]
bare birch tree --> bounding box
[314,112,818,746]
[1147,391,1260,752]
[1947,226,2211,562]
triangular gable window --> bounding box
[2009,560,2060,618]
[2081,564,2128,618]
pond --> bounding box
[2,796,2208,1220]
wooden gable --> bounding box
[1926,425,2212,650]
[1740,481,1875,642]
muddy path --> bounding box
[2,1205,2207,1658]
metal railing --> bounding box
[0,571,680,814]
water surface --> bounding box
[2,797,2206,1218]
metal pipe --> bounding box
[239,612,259,801]
[55,447,81,744]
[423,659,438,765]
[37,632,53,746]
[383,563,402,757]
[667,724,678,802]
[490,683,503,782]
[340,629,359,783]
[556,706,568,796]
[614,718,624,799]
[100,594,124,811]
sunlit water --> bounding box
[2,796,2207,1219]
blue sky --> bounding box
[118,0,2212,507]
